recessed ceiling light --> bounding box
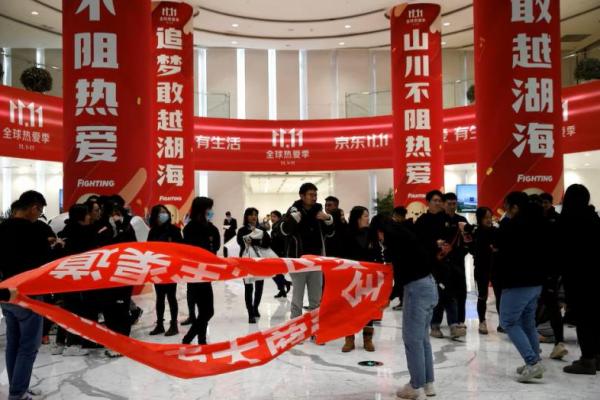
[442,41,447,45]
[338,42,345,46]
[443,22,451,26]
[455,79,461,83]
[31,11,39,15]
[344,24,351,29]
[585,163,591,167]
[231,23,239,28]
[231,41,238,45]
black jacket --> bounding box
[148,223,183,243]
[237,225,271,257]
[58,222,100,256]
[269,219,286,257]
[0,218,55,280]
[279,200,334,258]
[414,211,455,285]
[325,209,347,258]
[384,220,431,287]
[495,204,551,289]
[224,218,238,243]
[183,220,221,254]
[97,215,138,246]
[469,225,498,281]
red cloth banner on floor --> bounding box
[390,3,445,215]
[0,243,392,379]
[150,1,195,224]
[62,0,154,215]
[474,0,563,214]
[0,85,63,161]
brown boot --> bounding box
[342,335,355,352]
[363,327,375,352]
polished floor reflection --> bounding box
[1,280,598,399]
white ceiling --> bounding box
[0,0,599,51]
[246,172,330,194]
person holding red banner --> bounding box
[279,183,334,321]
[147,204,183,337]
[181,197,220,345]
[370,213,437,399]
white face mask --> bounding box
[158,213,170,224]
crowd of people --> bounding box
[0,181,599,400]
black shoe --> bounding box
[149,324,165,336]
[164,322,179,337]
[563,358,597,375]
[497,326,506,334]
[249,316,257,324]
[253,307,261,318]
[285,281,292,294]
[198,338,207,345]
[182,334,193,345]
[131,307,143,325]
[274,291,287,299]
[181,317,193,326]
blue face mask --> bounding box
[207,210,215,221]
[158,213,170,224]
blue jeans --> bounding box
[403,275,439,389]
[499,286,542,365]
[1,303,43,400]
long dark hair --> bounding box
[189,197,213,224]
[561,184,591,221]
[348,206,369,233]
[243,207,259,227]
[475,207,492,226]
[149,204,171,229]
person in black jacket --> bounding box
[269,211,291,298]
[147,204,183,337]
[497,191,550,383]
[340,206,379,353]
[557,184,600,375]
[237,207,271,323]
[414,190,464,339]
[279,183,334,320]
[223,211,238,257]
[389,206,414,310]
[182,196,220,345]
[324,196,347,258]
[371,214,438,399]
[469,207,499,335]
[0,191,53,400]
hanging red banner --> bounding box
[0,243,392,379]
[390,3,444,215]
[0,85,63,161]
[474,0,563,214]
[62,0,154,215]
[150,1,195,224]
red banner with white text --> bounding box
[150,1,195,224]
[0,243,392,379]
[62,0,154,214]
[474,0,563,214]
[390,3,444,214]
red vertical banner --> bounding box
[63,0,153,215]
[474,0,563,215]
[390,3,444,217]
[150,1,195,224]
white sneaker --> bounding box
[27,388,42,396]
[550,342,568,360]
[63,346,89,357]
[424,382,436,397]
[50,345,64,355]
[396,383,427,400]
[517,362,545,382]
[105,349,122,358]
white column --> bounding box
[298,50,308,120]
[2,48,11,86]
[368,171,378,217]
[369,50,377,115]
[36,48,45,68]
[268,49,277,120]
[2,158,12,215]
[330,50,339,118]
[195,170,208,197]
[35,161,46,197]
[236,48,246,119]
[197,48,207,117]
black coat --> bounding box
[279,200,335,258]
[224,218,238,243]
[58,222,100,256]
[384,220,431,287]
[183,220,221,254]
[148,223,183,243]
[236,225,271,257]
[325,209,347,258]
[469,225,497,282]
[414,211,456,286]
[269,219,286,257]
[342,227,373,262]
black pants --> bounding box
[570,294,600,359]
[538,283,564,344]
[56,292,84,346]
[475,269,491,322]
[154,283,178,324]
[455,273,467,324]
[431,284,458,327]
[272,274,287,293]
[389,264,403,303]
[184,282,214,344]
[101,287,133,337]
[245,280,264,314]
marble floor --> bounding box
[0,280,598,400]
